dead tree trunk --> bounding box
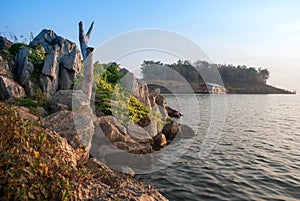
[79,21,94,100]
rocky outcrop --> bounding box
[1,30,81,99]
[0,75,26,100]
[43,109,94,166]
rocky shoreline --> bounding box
[0,28,192,200]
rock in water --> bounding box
[162,121,180,141]
[166,106,182,118]
[153,133,167,150]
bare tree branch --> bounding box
[79,21,94,100]
[79,21,94,60]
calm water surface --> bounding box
[139,94,300,201]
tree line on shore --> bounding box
[141,60,270,86]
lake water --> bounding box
[138,94,300,201]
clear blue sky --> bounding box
[1,0,300,91]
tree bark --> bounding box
[79,21,94,100]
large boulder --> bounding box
[162,121,180,141]
[0,76,26,100]
[97,116,129,143]
[126,123,153,145]
[43,109,94,166]
[153,133,167,150]
[50,90,90,112]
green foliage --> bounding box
[0,102,93,200]
[93,62,163,126]
[15,96,51,116]
[141,60,271,87]
[128,96,150,125]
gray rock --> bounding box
[118,68,129,77]
[143,118,158,137]
[37,107,48,117]
[0,76,26,100]
[29,29,82,99]
[44,109,94,166]
[29,29,57,53]
[40,74,58,100]
[178,124,195,138]
[126,123,153,144]
[60,46,81,73]
[15,48,34,85]
[0,56,15,79]
[41,45,60,78]
[59,67,75,90]
[50,90,90,112]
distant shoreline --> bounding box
[147,83,296,95]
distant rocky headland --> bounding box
[0,24,195,200]
[141,60,295,94]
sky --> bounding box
[1,0,299,91]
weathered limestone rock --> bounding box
[162,121,180,141]
[41,45,60,78]
[0,56,14,79]
[0,76,26,100]
[126,123,153,145]
[50,90,90,112]
[153,133,167,150]
[59,66,75,90]
[28,29,82,100]
[43,109,94,166]
[97,116,129,143]
[143,118,159,137]
[14,47,35,95]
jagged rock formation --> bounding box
[0,30,82,100]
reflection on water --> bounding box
[138,94,300,201]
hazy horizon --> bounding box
[1,0,299,91]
